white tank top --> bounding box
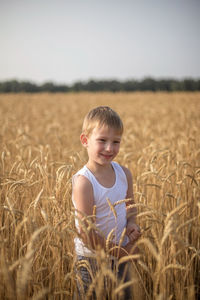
[72,161,129,257]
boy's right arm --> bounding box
[73,175,138,259]
[73,175,104,249]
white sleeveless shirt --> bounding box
[72,161,129,257]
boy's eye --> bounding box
[99,139,106,142]
[114,141,120,144]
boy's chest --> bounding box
[94,187,127,215]
[94,171,116,188]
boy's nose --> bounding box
[105,143,113,152]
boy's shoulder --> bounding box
[73,165,91,182]
[114,162,132,182]
[73,172,93,194]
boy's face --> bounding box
[81,125,122,166]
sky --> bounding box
[0,0,200,84]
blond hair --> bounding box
[82,106,123,135]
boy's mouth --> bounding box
[101,153,113,159]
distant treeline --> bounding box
[0,78,200,93]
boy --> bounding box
[72,106,141,299]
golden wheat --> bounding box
[0,92,199,299]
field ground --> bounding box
[0,92,200,299]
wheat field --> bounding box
[0,92,199,300]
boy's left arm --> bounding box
[122,166,141,243]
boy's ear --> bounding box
[80,133,88,147]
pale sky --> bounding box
[0,0,200,84]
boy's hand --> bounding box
[126,223,141,243]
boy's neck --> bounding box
[86,160,113,175]
[86,161,115,188]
